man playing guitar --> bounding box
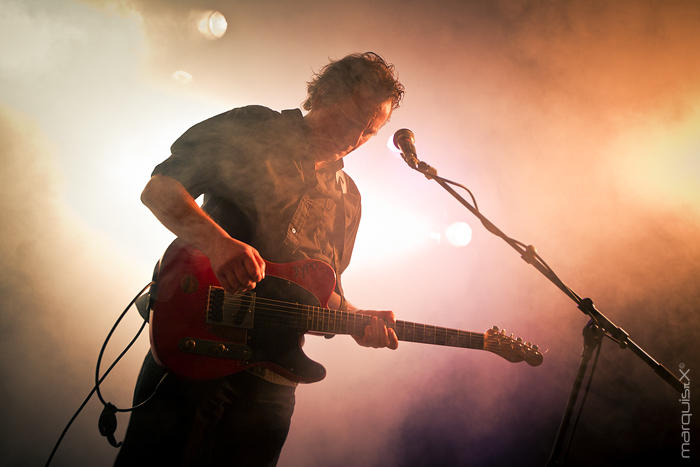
[115,52,404,466]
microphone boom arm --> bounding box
[403,150,683,394]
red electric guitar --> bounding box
[149,239,544,383]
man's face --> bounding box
[314,96,393,161]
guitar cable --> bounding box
[44,281,168,467]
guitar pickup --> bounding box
[206,286,255,329]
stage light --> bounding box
[445,221,472,247]
[197,10,227,40]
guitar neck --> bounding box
[302,305,485,350]
[215,290,542,365]
[394,320,485,349]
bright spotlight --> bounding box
[197,10,228,40]
[445,221,472,247]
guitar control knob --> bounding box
[216,343,228,354]
[183,338,196,352]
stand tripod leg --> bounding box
[547,320,603,466]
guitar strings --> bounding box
[211,295,500,348]
[225,294,484,337]
[226,296,501,342]
[244,297,536,351]
[245,313,537,361]
[194,289,536,355]
[242,313,493,348]
[224,293,481,334]
[198,296,517,351]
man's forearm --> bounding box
[141,174,265,292]
[141,174,228,257]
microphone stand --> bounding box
[400,151,684,466]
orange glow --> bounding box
[607,102,700,213]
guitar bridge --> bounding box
[206,286,255,329]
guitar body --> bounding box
[149,239,337,383]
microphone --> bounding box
[393,129,419,168]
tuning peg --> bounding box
[492,325,499,331]
[533,345,539,351]
[525,341,531,347]
[516,337,523,342]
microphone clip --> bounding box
[417,160,438,180]
[400,151,419,169]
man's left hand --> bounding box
[352,310,399,349]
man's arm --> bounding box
[326,292,399,350]
[141,174,265,292]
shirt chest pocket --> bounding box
[282,194,337,259]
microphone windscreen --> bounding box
[393,128,414,150]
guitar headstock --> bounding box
[484,326,543,366]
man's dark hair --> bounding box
[303,52,404,112]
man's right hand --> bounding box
[141,175,266,294]
[206,236,266,293]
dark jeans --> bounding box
[114,352,296,467]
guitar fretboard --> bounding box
[239,295,485,350]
